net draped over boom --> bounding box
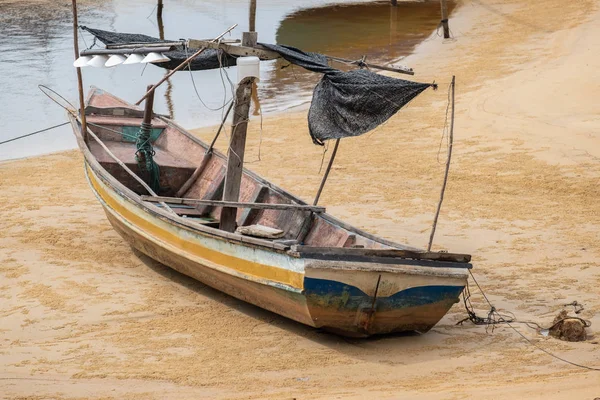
[261,44,435,145]
[82,28,435,145]
[81,27,237,71]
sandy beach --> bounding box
[1,0,599,398]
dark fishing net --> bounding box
[261,43,435,145]
[80,26,237,71]
[81,27,434,145]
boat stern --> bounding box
[303,259,470,337]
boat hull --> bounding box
[85,161,468,336]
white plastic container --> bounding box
[236,56,260,83]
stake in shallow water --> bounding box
[71,0,87,141]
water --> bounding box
[0,0,451,161]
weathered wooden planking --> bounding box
[291,245,472,263]
[141,195,326,213]
[87,115,168,129]
[175,152,212,197]
[238,185,267,226]
[86,105,168,120]
[220,76,255,232]
[86,106,147,118]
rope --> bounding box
[135,122,161,193]
[0,122,69,146]
[460,270,600,371]
[39,85,77,112]
[0,84,83,146]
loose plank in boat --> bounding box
[141,195,325,213]
[291,245,471,263]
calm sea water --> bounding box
[0,0,450,161]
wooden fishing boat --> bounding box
[68,86,471,337]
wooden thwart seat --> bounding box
[87,115,168,129]
[141,195,326,213]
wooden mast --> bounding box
[219,33,257,233]
[219,76,255,232]
[71,0,87,142]
[249,0,257,32]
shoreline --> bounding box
[1,0,599,398]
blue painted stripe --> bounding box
[304,277,464,310]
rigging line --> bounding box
[245,82,264,165]
[437,81,453,164]
[217,45,228,115]
[146,4,158,20]
[216,46,239,157]
[257,92,263,162]
[217,45,236,107]
[39,84,77,111]
[78,27,97,50]
[467,270,600,372]
[0,122,69,146]
[318,141,330,174]
[184,46,232,112]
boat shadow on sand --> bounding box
[135,249,457,364]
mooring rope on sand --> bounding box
[0,122,70,146]
[461,270,600,371]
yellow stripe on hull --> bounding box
[85,163,305,290]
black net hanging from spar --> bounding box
[80,27,237,71]
[261,43,435,145]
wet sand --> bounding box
[1,0,600,398]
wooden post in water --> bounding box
[249,0,257,32]
[390,0,397,6]
[157,0,165,40]
[219,76,255,233]
[440,0,450,39]
[427,76,455,251]
[71,0,87,142]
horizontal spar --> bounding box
[80,47,174,56]
[141,195,326,213]
[187,39,414,75]
[104,39,239,50]
[106,41,185,49]
[290,245,472,263]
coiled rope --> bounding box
[135,121,161,193]
[460,270,599,371]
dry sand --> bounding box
[1,0,600,398]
